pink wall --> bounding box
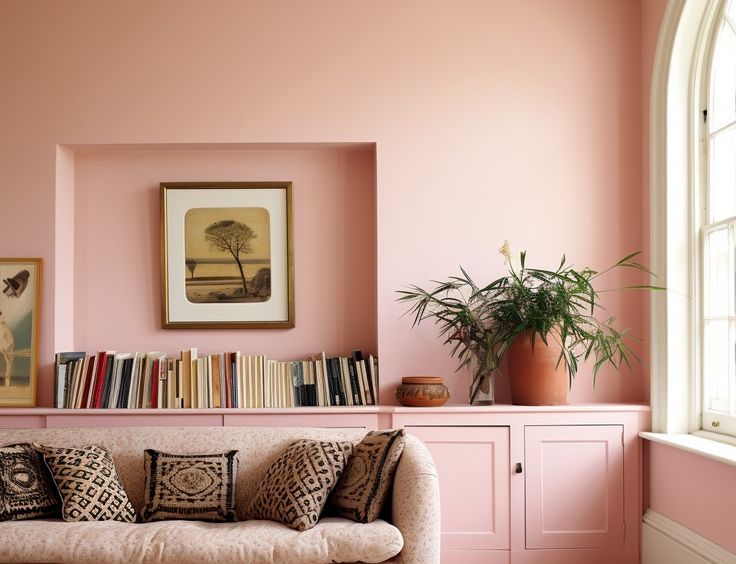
[1,0,650,407]
[647,442,736,553]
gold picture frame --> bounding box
[0,258,41,406]
[161,182,294,329]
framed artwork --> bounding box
[0,258,41,407]
[160,182,294,329]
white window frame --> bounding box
[650,0,724,436]
[700,2,736,437]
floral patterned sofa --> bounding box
[0,426,440,564]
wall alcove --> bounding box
[49,142,377,407]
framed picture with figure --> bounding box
[0,258,41,407]
[161,182,294,329]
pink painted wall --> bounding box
[648,442,736,553]
[1,0,650,407]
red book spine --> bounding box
[224,353,232,409]
[80,355,96,409]
[91,352,108,409]
[150,359,159,409]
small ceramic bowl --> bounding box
[395,376,450,407]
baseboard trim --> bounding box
[643,509,736,564]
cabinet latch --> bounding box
[514,462,523,474]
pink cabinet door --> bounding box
[408,426,510,550]
[524,425,624,549]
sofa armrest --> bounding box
[390,434,440,564]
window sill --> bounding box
[640,431,736,468]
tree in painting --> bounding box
[185,258,197,279]
[204,220,257,294]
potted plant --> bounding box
[397,243,658,405]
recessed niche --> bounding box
[56,143,377,361]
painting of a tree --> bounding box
[161,182,293,328]
[204,220,256,294]
[182,206,271,304]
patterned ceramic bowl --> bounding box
[395,377,450,407]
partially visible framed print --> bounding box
[0,258,41,406]
[161,182,294,329]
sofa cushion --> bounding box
[247,439,352,531]
[0,516,403,564]
[0,443,59,521]
[141,449,238,523]
[39,444,137,523]
[329,429,405,523]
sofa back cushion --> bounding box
[0,443,59,521]
[328,428,406,523]
[141,449,238,522]
[247,439,352,531]
[0,427,366,520]
[39,444,137,522]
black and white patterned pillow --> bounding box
[141,449,238,522]
[0,443,59,521]
[328,429,405,522]
[39,444,136,522]
[247,439,353,531]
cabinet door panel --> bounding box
[408,426,510,550]
[524,425,624,549]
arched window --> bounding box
[702,0,736,436]
[648,0,736,444]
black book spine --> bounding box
[100,354,115,408]
[230,357,237,408]
[327,358,341,406]
[118,357,134,408]
[347,358,361,405]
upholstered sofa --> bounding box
[0,426,440,564]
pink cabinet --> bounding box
[408,426,510,552]
[395,406,649,564]
[524,425,624,550]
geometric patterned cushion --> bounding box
[141,449,238,523]
[328,429,406,522]
[0,443,59,521]
[38,444,136,522]
[247,439,353,531]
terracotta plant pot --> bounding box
[507,331,568,405]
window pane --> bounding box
[706,227,730,316]
[704,319,731,413]
[710,21,736,131]
[710,129,736,222]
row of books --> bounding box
[53,349,379,409]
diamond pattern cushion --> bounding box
[328,429,406,523]
[39,444,136,522]
[141,449,238,522]
[247,439,352,531]
[0,443,59,521]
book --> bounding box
[127,352,144,408]
[167,358,176,409]
[117,356,134,408]
[212,355,222,409]
[79,354,97,409]
[54,352,85,408]
[180,348,195,409]
[367,354,378,405]
[91,351,112,409]
[347,358,361,405]
[339,357,353,406]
